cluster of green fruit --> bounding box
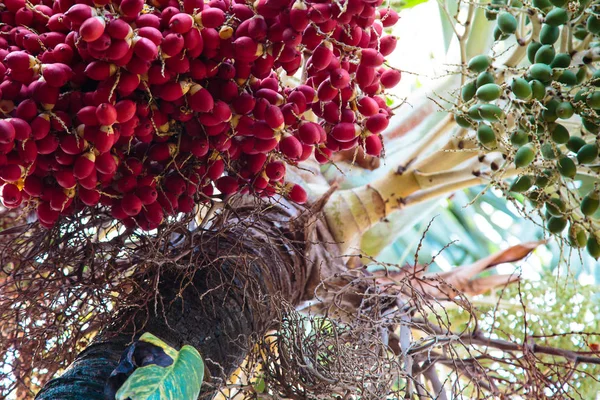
[454,1,600,258]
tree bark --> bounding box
[35,198,341,399]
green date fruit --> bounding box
[476,83,502,101]
[498,12,518,34]
[510,129,530,146]
[581,190,599,216]
[510,175,533,192]
[545,8,568,26]
[546,197,566,216]
[477,124,496,145]
[511,78,532,100]
[468,55,492,73]
[534,44,555,64]
[529,63,553,83]
[540,24,560,44]
[515,144,536,167]
[557,156,577,178]
[555,102,574,119]
[547,216,567,233]
[461,81,477,102]
[577,144,599,164]
[586,234,600,259]
[566,136,586,153]
[550,123,569,144]
[568,225,587,248]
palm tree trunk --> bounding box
[36,199,340,399]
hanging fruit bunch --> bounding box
[0,0,400,229]
[454,0,600,258]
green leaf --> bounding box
[438,0,458,54]
[400,0,429,8]
[138,332,178,360]
[116,341,204,400]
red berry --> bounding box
[2,183,22,208]
[331,123,360,142]
[170,13,194,33]
[121,193,143,216]
[143,201,164,225]
[73,153,96,179]
[279,134,303,160]
[80,16,106,42]
[54,169,77,189]
[216,175,239,195]
[162,33,185,57]
[133,37,159,61]
[79,187,100,206]
[0,120,16,144]
[298,122,322,145]
[311,43,333,71]
[136,185,158,205]
[364,134,383,156]
[366,113,389,134]
[197,8,225,28]
[24,175,43,196]
[178,194,195,213]
[96,103,118,126]
[288,183,307,204]
[95,152,117,174]
[37,201,59,225]
[381,69,401,88]
[378,8,399,28]
[120,0,144,17]
[106,18,132,40]
[357,97,379,117]
[265,161,285,181]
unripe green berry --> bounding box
[540,24,560,44]
[555,70,577,86]
[479,104,505,121]
[586,234,600,259]
[510,129,530,146]
[527,42,542,64]
[476,71,495,87]
[498,12,518,34]
[546,216,567,233]
[550,53,571,68]
[455,115,474,128]
[547,197,566,216]
[545,8,568,26]
[509,175,533,192]
[541,142,561,160]
[534,44,555,64]
[529,63,553,83]
[555,102,574,119]
[587,15,600,34]
[576,144,599,164]
[566,136,586,153]
[550,123,569,144]
[568,225,587,248]
[581,190,599,216]
[515,143,536,167]
[586,91,600,109]
[532,0,553,13]
[511,78,532,100]
[530,80,546,100]
[476,83,502,101]
[557,156,576,178]
[461,81,477,102]
[468,55,492,73]
[477,124,496,145]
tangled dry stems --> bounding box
[1,200,599,399]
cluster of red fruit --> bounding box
[0,0,400,230]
